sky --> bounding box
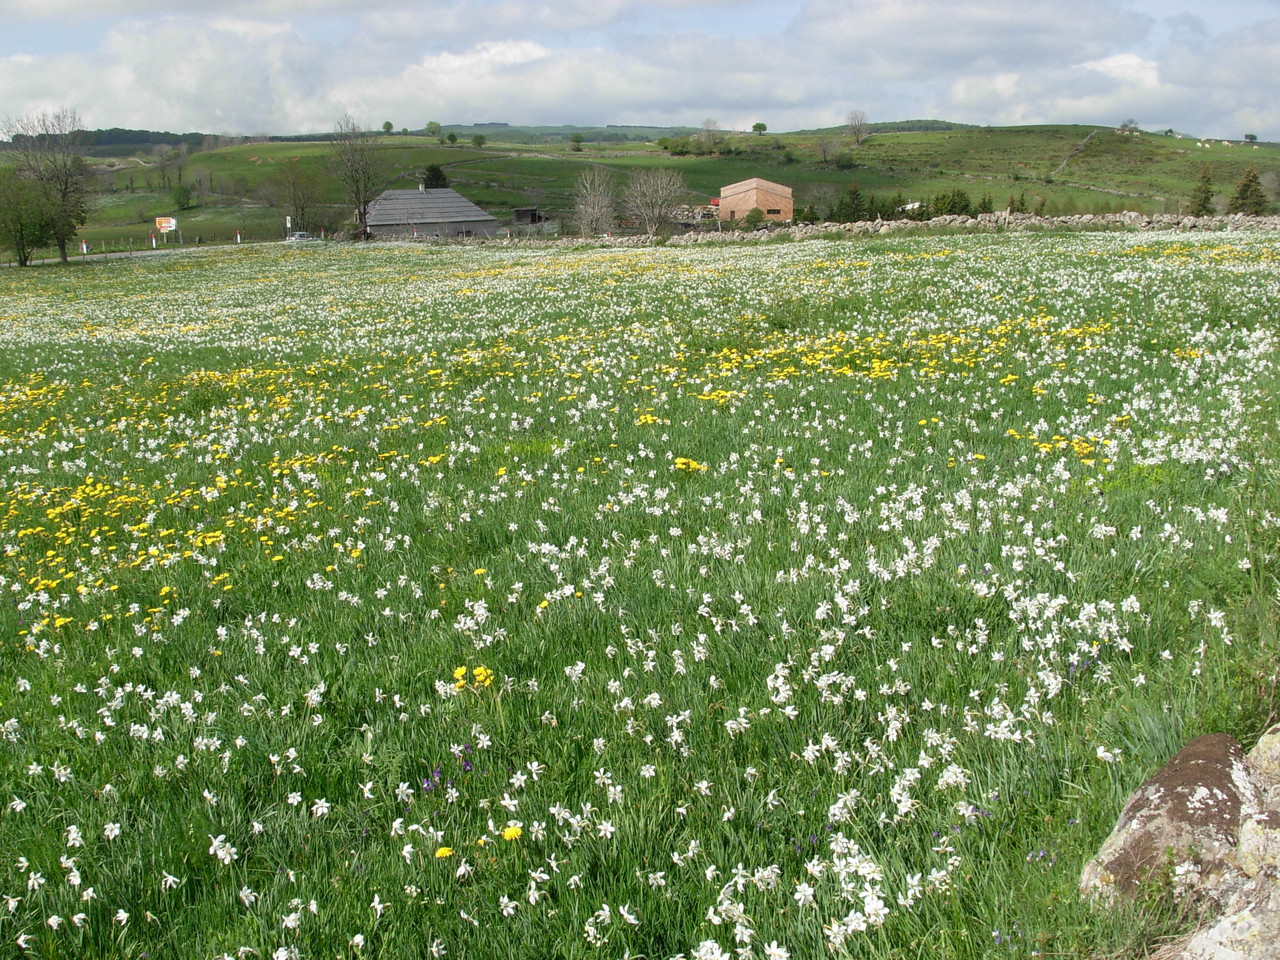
[1,0,1277,140]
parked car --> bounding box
[284,231,318,242]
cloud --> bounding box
[1,0,1277,138]
[787,0,1152,79]
[0,16,337,134]
[1080,52,1159,89]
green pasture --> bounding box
[11,122,1280,263]
[0,233,1277,959]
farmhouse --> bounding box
[718,177,793,222]
[366,186,499,238]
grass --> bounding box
[0,232,1278,959]
[35,122,1277,263]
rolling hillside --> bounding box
[42,123,1280,251]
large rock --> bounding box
[1079,725,1280,960]
[1248,724,1280,785]
[1081,734,1262,903]
[1180,869,1280,960]
[1239,812,1280,877]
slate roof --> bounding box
[366,188,498,226]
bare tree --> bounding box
[574,167,617,236]
[845,109,869,145]
[801,182,839,221]
[2,109,93,263]
[266,160,326,234]
[697,118,723,152]
[328,115,390,239]
[625,168,687,235]
[817,138,838,164]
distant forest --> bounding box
[0,118,1003,158]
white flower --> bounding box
[208,835,238,865]
[763,942,790,960]
[311,798,331,817]
[693,940,729,960]
[350,933,365,948]
[8,797,26,813]
[115,909,128,926]
[103,822,121,840]
[1096,745,1121,763]
[596,820,616,839]
[161,872,181,889]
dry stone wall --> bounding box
[431,213,1280,249]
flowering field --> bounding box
[1,234,1278,960]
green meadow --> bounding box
[41,124,1280,258]
[0,232,1278,959]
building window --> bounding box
[766,209,781,215]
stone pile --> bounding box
[448,213,1280,249]
[1080,726,1280,960]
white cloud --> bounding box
[0,0,1277,138]
[1079,53,1159,89]
[208,18,296,41]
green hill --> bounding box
[45,124,1280,252]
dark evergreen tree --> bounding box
[933,188,972,216]
[421,164,449,189]
[1187,167,1215,216]
[1226,165,1269,215]
[832,184,866,223]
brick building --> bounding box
[718,178,793,222]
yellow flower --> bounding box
[434,846,454,858]
[501,825,522,842]
[453,666,467,680]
